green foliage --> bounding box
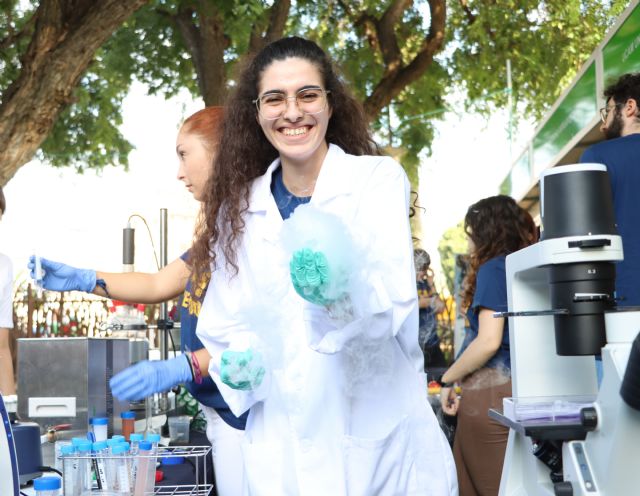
[38,26,137,171]
[0,1,37,95]
[1,0,634,173]
[438,221,468,295]
[448,0,631,121]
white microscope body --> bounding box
[498,164,640,495]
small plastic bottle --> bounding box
[60,444,78,496]
[121,410,136,441]
[34,476,61,496]
[91,417,109,441]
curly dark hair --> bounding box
[460,195,537,310]
[189,37,379,280]
[604,72,640,123]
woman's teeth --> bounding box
[283,127,308,136]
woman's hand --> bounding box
[440,386,460,416]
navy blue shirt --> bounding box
[580,134,640,306]
[179,252,248,429]
[460,255,510,370]
[270,166,311,219]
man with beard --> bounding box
[580,73,640,306]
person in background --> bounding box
[190,36,457,495]
[414,248,447,373]
[0,187,16,395]
[580,72,640,306]
[28,107,246,496]
[439,195,537,496]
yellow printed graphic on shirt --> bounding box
[181,272,211,317]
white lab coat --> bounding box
[197,144,458,495]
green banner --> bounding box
[603,3,640,84]
[532,63,597,176]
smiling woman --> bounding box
[190,36,458,496]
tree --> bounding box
[0,0,149,185]
[1,0,631,186]
[438,220,467,296]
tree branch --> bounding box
[458,0,476,24]
[249,0,291,53]
[377,0,412,67]
[363,0,446,120]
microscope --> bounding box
[493,163,640,495]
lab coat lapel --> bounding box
[247,144,352,244]
[310,144,352,207]
[248,158,283,244]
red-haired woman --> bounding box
[439,194,537,496]
[29,107,246,495]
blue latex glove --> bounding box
[290,248,336,306]
[27,256,96,293]
[221,349,266,391]
[110,355,193,401]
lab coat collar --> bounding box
[247,143,352,213]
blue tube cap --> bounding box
[91,417,108,425]
[34,476,61,490]
[146,433,161,443]
[162,455,185,465]
[120,410,136,419]
[129,433,144,442]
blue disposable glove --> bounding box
[27,256,96,293]
[290,248,338,306]
[220,349,266,391]
[110,355,193,401]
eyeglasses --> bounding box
[253,88,331,120]
[599,103,622,123]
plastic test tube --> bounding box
[34,476,62,496]
[92,441,108,490]
[76,441,93,495]
[112,443,132,495]
[133,441,156,496]
[60,444,78,496]
[129,433,143,454]
[129,433,144,484]
[105,439,121,491]
[146,433,161,452]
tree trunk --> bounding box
[0,0,148,186]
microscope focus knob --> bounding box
[580,406,598,431]
[553,481,573,495]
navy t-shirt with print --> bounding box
[580,134,640,306]
[461,255,510,371]
[270,166,311,219]
[180,252,248,429]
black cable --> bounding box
[127,214,161,270]
[37,465,63,476]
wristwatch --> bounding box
[436,375,454,388]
